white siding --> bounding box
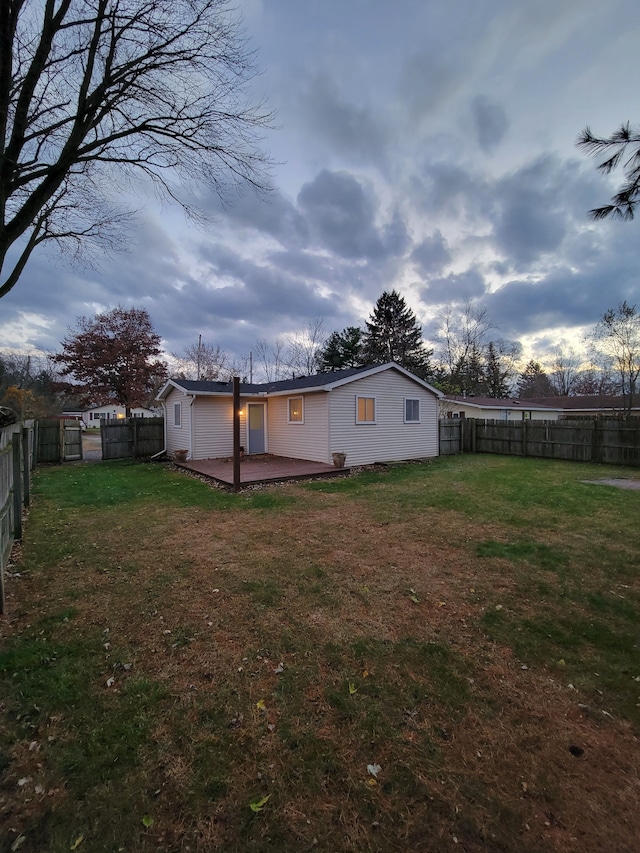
[267,392,330,463]
[329,371,439,466]
[164,389,193,456]
[192,397,234,459]
[191,395,266,460]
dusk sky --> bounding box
[1,0,639,371]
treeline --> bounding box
[0,351,63,418]
[2,295,637,421]
[228,292,637,402]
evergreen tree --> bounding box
[316,327,363,371]
[516,360,554,399]
[360,291,433,378]
[485,341,512,398]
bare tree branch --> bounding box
[0,0,275,297]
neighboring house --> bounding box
[441,394,640,421]
[82,404,157,427]
[441,395,561,421]
[156,362,442,466]
[527,395,640,418]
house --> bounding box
[156,362,442,467]
[441,395,561,421]
[527,395,640,418]
[441,394,640,422]
[82,404,158,427]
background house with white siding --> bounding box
[440,395,561,421]
[82,404,158,426]
[156,363,442,467]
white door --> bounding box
[247,403,266,454]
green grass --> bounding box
[1,454,639,852]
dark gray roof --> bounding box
[172,365,374,396]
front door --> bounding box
[247,403,266,454]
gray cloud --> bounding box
[296,74,390,168]
[471,95,509,153]
[420,269,487,306]
[411,230,451,274]
[297,169,385,260]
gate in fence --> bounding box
[37,418,82,463]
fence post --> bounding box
[522,419,529,457]
[591,417,600,463]
[132,418,139,458]
[22,426,30,507]
[12,431,22,541]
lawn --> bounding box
[0,454,639,853]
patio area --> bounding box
[175,454,348,488]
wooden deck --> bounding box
[176,454,348,487]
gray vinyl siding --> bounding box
[329,371,439,466]
[266,392,330,463]
[164,389,193,456]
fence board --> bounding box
[101,417,164,460]
[1,421,35,615]
[439,420,462,455]
[456,417,640,467]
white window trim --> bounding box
[356,395,377,424]
[287,395,304,424]
[174,401,182,427]
[404,397,420,423]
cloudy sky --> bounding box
[2,0,639,372]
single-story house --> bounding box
[156,362,443,467]
[82,404,158,426]
[441,393,640,420]
[527,395,640,418]
[440,395,561,421]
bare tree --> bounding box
[287,318,327,376]
[0,0,274,298]
[588,301,640,414]
[254,337,289,383]
[577,122,640,221]
[548,345,583,396]
[171,338,230,381]
[434,302,495,378]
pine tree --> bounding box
[316,327,363,371]
[516,360,554,399]
[485,341,511,398]
[360,291,433,378]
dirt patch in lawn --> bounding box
[582,478,640,490]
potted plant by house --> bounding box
[331,451,346,468]
[174,449,188,462]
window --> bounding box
[404,398,420,423]
[174,402,182,427]
[356,396,376,423]
[288,396,304,423]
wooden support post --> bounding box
[12,431,22,541]
[22,427,30,507]
[233,377,241,492]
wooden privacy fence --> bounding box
[0,421,35,615]
[37,417,82,463]
[101,417,164,460]
[439,418,640,466]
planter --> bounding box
[331,452,346,468]
[174,449,188,462]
